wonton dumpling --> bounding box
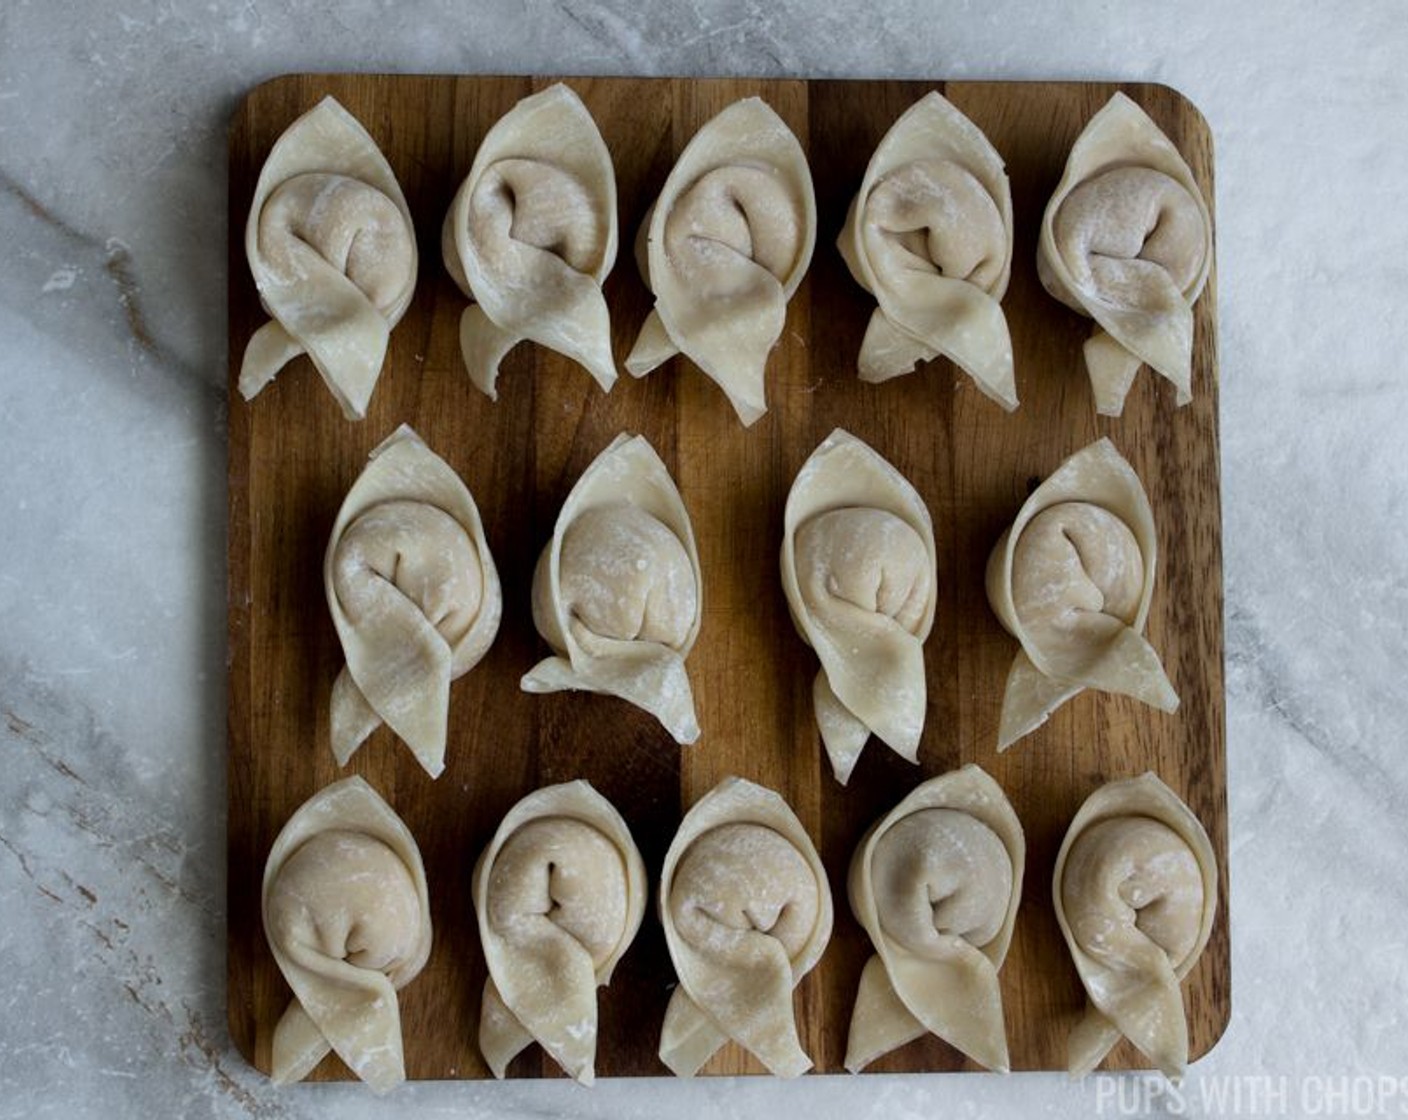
[659,777,833,1078]
[442,83,618,400]
[240,96,417,420]
[262,776,431,1093]
[521,434,702,744]
[985,438,1177,751]
[781,429,937,784]
[838,91,1016,409]
[846,765,1024,1073]
[472,780,646,1084]
[625,97,816,426]
[1053,772,1217,1080]
[325,425,502,777]
[1038,93,1212,416]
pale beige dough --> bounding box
[838,91,1017,408]
[1053,773,1217,1081]
[442,83,619,400]
[324,426,502,777]
[261,777,432,1094]
[658,777,833,1078]
[625,97,816,426]
[471,781,646,1084]
[240,97,417,420]
[985,438,1177,751]
[780,429,937,783]
[845,765,1024,1073]
[522,434,702,745]
[1037,93,1212,416]
[556,505,697,647]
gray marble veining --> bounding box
[3,1,1408,1116]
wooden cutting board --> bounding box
[227,74,1227,1080]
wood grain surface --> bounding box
[227,74,1228,1080]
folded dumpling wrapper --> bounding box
[781,428,937,784]
[522,433,702,744]
[1053,772,1217,1081]
[471,780,647,1084]
[262,776,432,1093]
[442,83,619,400]
[659,776,834,1078]
[846,764,1024,1073]
[838,91,1017,409]
[626,97,816,426]
[325,424,502,777]
[985,437,1177,751]
[241,96,417,420]
[1038,92,1212,416]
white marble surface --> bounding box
[2,1,1406,1116]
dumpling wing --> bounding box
[471,780,647,1084]
[985,438,1177,751]
[838,91,1016,409]
[262,776,432,1093]
[241,96,417,420]
[626,97,816,426]
[1053,772,1218,1080]
[846,764,1024,1073]
[781,428,937,783]
[521,433,702,744]
[442,83,618,399]
[325,425,502,777]
[658,776,833,1078]
[1038,93,1212,416]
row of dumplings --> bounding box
[329,425,1178,782]
[263,767,1216,1090]
[240,84,1211,427]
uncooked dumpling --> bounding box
[1038,93,1212,416]
[262,776,431,1093]
[472,780,646,1084]
[240,96,417,420]
[838,91,1016,409]
[658,776,833,1078]
[521,434,702,744]
[325,425,502,777]
[846,765,1024,1073]
[985,438,1177,751]
[625,97,816,426]
[442,83,618,400]
[781,429,937,783]
[1053,772,1217,1080]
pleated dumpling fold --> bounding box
[325,425,502,777]
[241,96,417,420]
[985,438,1177,751]
[262,776,432,1093]
[658,776,833,1078]
[521,433,702,744]
[442,83,619,400]
[781,429,937,784]
[838,91,1017,409]
[846,765,1024,1073]
[626,97,816,426]
[1038,92,1212,416]
[472,780,647,1084]
[1053,772,1217,1081]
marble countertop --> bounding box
[3,1,1406,1117]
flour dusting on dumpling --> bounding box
[442,83,619,400]
[521,434,703,745]
[1038,93,1212,416]
[241,97,417,420]
[781,428,937,783]
[626,98,816,426]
